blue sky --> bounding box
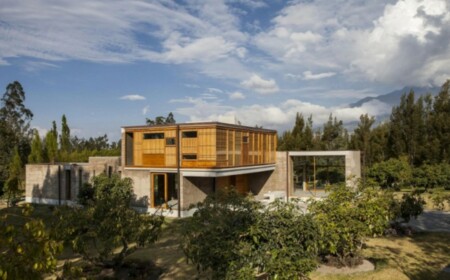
[1,0,449,141]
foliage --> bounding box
[44,130,58,164]
[181,188,319,279]
[3,147,23,207]
[428,188,449,211]
[146,112,176,125]
[367,157,412,190]
[28,129,43,164]
[0,204,62,280]
[411,163,450,189]
[53,174,164,266]
[60,114,71,154]
[308,183,393,267]
[398,191,425,223]
[0,81,33,188]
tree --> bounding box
[181,189,319,279]
[430,80,450,163]
[350,114,375,167]
[367,157,412,190]
[308,183,393,267]
[28,130,43,164]
[146,112,176,125]
[0,81,33,189]
[53,174,164,266]
[45,131,58,164]
[321,114,348,150]
[0,205,62,279]
[60,114,71,154]
[3,147,23,206]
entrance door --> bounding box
[151,173,167,208]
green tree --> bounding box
[45,131,58,164]
[321,114,348,150]
[0,205,62,279]
[350,114,375,166]
[3,147,23,207]
[53,174,164,266]
[367,157,412,190]
[146,112,176,125]
[181,189,319,279]
[430,80,450,163]
[28,130,43,164]
[60,114,71,154]
[0,81,33,190]
[308,183,393,267]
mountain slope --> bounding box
[349,86,440,108]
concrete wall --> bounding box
[249,152,291,199]
[181,176,214,209]
[122,169,150,207]
[25,156,121,205]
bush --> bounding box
[53,174,164,267]
[308,183,393,267]
[367,157,412,190]
[0,205,62,279]
[412,163,450,189]
[181,188,319,279]
[398,191,425,222]
[429,188,450,210]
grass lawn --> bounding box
[2,203,450,279]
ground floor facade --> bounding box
[25,151,361,217]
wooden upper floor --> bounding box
[122,122,277,169]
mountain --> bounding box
[349,86,440,108]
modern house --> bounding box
[25,122,361,217]
[121,122,280,216]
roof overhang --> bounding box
[181,164,276,177]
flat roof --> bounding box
[122,121,277,133]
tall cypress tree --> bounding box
[60,114,71,154]
[28,130,43,164]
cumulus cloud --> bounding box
[174,95,392,131]
[254,0,450,87]
[120,95,146,101]
[241,74,279,94]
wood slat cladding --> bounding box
[123,122,277,169]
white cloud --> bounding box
[254,0,450,87]
[142,105,150,115]
[302,71,336,80]
[174,95,392,131]
[240,74,279,94]
[207,87,223,93]
[229,91,245,100]
[120,95,146,101]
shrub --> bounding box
[53,174,164,267]
[429,188,449,210]
[367,157,412,190]
[0,205,62,279]
[181,188,319,279]
[308,183,392,267]
[398,190,425,223]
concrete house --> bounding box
[121,122,281,216]
[25,122,361,217]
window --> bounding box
[143,133,164,140]
[166,137,176,146]
[182,154,197,160]
[243,136,249,143]
[182,131,197,138]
